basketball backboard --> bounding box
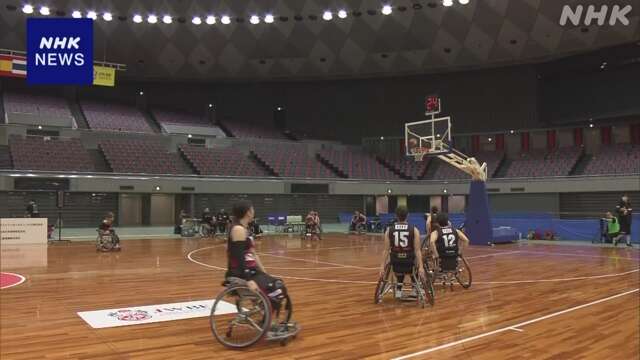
[405,116,451,161]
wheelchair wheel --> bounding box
[420,271,435,307]
[455,256,472,289]
[374,263,391,304]
[96,234,114,252]
[210,285,272,348]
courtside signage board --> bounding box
[26,18,93,85]
[77,299,236,329]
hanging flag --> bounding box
[0,55,27,78]
[93,65,116,87]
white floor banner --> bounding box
[78,298,236,329]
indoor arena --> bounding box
[1,1,639,359]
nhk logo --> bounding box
[559,4,633,26]
[27,18,93,85]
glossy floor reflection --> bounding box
[1,234,638,359]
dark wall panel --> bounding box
[0,192,118,227]
[559,191,639,218]
[489,193,560,214]
[193,194,363,222]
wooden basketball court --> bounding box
[1,234,638,359]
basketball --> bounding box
[409,138,418,147]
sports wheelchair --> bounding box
[96,229,118,252]
[180,218,199,237]
[350,222,367,235]
[200,222,216,238]
[423,249,472,290]
[374,260,435,308]
[301,223,322,240]
[210,277,300,348]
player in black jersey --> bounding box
[379,205,425,298]
[226,200,292,336]
[428,213,470,270]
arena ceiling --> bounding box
[1,0,639,81]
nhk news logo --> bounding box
[559,4,633,26]
[27,18,93,85]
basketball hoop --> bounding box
[409,147,429,162]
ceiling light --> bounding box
[133,14,143,23]
[510,130,515,134]
[443,0,454,6]
[162,15,172,24]
[323,11,333,21]
[265,14,274,23]
[103,12,112,21]
[589,123,594,128]
[338,10,348,19]
[208,103,213,108]
[221,15,231,24]
[250,15,260,24]
[22,5,34,14]
[87,11,97,20]
[192,16,201,25]
[381,5,392,15]
[139,91,144,95]
[188,134,192,138]
[72,10,81,18]
[147,15,157,24]
[205,15,216,24]
[459,0,470,4]
[39,6,50,16]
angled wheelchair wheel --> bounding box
[421,271,435,307]
[374,263,391,304]
[210,286,272,348]
[455,256,472,289]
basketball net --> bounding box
[409,147,429,162]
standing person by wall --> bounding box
[616,194,633,247]
[25,200,39,218]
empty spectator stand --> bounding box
[99,138,190,175]
[250,142,338,178]
[318,148,400,180]
[8,135,95,172]
[180,145,270,177]
[378,155,431,180]
[223,121,287,140]
[503,147,582,178]
[152,109,226,137]
[80,100,153,133]
[583,144,640,175]
[3,91,76,128]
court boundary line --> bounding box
[186,246,639,285]
[0,272,26,289]
[391,288,640,360]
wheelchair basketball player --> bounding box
[226,200,296,337]
[379,205,425,298]
[97,212,120,251]
[427,213,469,270]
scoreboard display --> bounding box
[425,95,441,115]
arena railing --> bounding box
[0,168,637,183]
